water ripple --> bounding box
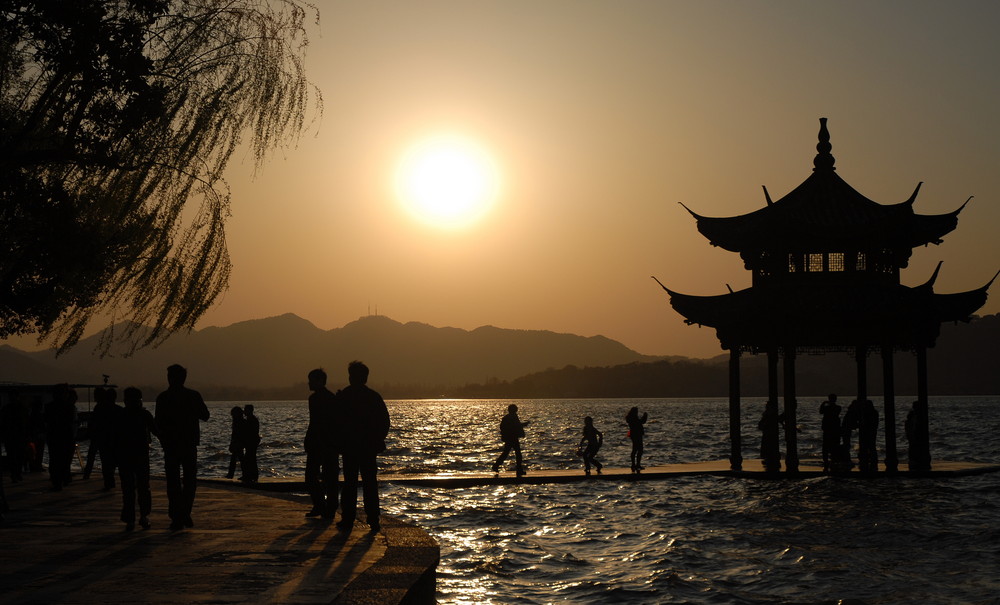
[187,397,999,603]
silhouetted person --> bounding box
[225,406,245,479]
[0,463,6,521]
[83,386,121,490]
[305,368,342,519]
[155,364,210,531]
[819,393,842,472]
[492,404,529,476]
[45,385,78,490]
[758,399,782,472]
[857,399,880,473]
[578,416,604,475]
[28,396,46,472]
[625,406,648,473]
[115,387,158,531]
[241,404,260,482]
[841,399,861,468]
[337,361,390,532]
[0,393,29,482]
[905,400,931,471]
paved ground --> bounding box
[0,472,438,605]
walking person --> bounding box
[337,361,390,532]
[492,404,529,476]
[224,406,245,479]
[625,406,648,473]
[83,386,121,489]
[155,364,210,531]
[578,416,604,475]
[305,368,342,519]
[241,404,261,483]
[115,387,158,531]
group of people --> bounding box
[490,405,650,476]
[758,393,917,473]
[819,394,880,472]
[1,369,191,531]
[1,360,392,535]
[0,387,80,488]
[304,361,391,532]
[225,404,261,482]
[0,393,47,483]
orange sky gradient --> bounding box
[8,1,1000,359]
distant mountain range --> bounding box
[2,313,997,399]
[458,313,1000,398]
[0,314,666,398]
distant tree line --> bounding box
[451,314,1000,399]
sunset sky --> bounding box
[12,1,1000,359]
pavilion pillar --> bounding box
[855,345,868,403]
[728,348,742,471]
[881,345,899,472]
[783,346,799,473]
[767,348,779,405]
[765,347,780,471]
[912,345,932,470]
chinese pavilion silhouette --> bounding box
[658,118,996,473]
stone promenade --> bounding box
[0,473,438,604]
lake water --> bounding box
[177,397,998,603]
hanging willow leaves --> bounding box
[0,0,321,354]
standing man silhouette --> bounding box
[337,361,390,532]
[819,393,842,472]
[241,404,261,482]
[155,364,210,531]
[116,387,158,531]
[625,406,648,473]
[305,368,342,519]
[44,384,78,491]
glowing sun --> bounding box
[395,134,499,228]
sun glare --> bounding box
[395,134,499,229]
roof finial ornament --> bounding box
[813,117,836,172]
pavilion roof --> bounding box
[683,119,969,253]
[658,270,996,350]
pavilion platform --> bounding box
[197,459,1000,492]
[383,459,1000,487]
[0,472,438,605]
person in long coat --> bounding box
[336,361,390,532]
[154,364,210,531]
[305,368,343,518]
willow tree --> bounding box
[0,0,319,354]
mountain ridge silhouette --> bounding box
[0,314,666,395]
[3,313,997,398]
